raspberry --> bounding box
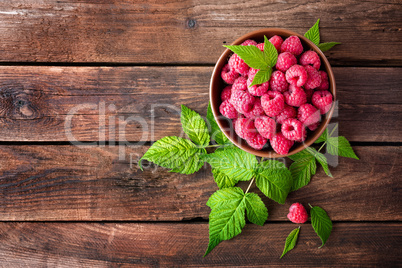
[232,76,248,91]
[241,39,258,46]
[248,81,269,96]
[229,53,249,76]
[255,116,276,140]
[246,133,268,150]
[281,36,303,56]
[269,70,288,93]
[284,84,307,107]
[281,118,306,141]
[230,89,256,114]
[221,64,239,84]
[243,99,265,119]
[287,203,308,224]
[276,52,297,72]
[247,68,258,81]
[312,90,333,114]
[317,70,329,91]
[256,43,264,51]
[269,35,283,52]
[308,122,319,131]
[261,91,285,117]
[298,103,321,127]
[304,87,314,103]
[299,50,321,70]
[221,85,232,101]
[235,118,257,140]
[270,133,294,155]
[219,100,238,119]
[286,65,308,87]
[304,65,322,90]
[275,105,296,124]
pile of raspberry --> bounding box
[219,36,333,155]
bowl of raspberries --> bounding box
[210,28,335,157]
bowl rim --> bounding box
[209,28,336,158]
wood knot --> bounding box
[187,19,196,29]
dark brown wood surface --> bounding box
[0,0,401,267]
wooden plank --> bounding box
[0,222,399,267]
[0,66,400,142]
[0,0,400,65]
[0,146,400,221]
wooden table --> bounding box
[0,1,400,267]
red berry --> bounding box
[248,81,269,96]
[284,84,307,107]
[235,118,257,140]
[229,54,249,76]
[255,116,276,140]
[281,36,303,56]
[221,64,239,84]
[281,118,307,141]
[270,133,294,155]
[243,99,265,119]
[261,91,285,117]
[230,89,256,114]
[312,90,333,114]
[221,85,232,101]
[275,105,296,124]
[219,100,238,119]
[232,76,248,91]
[298,103,321,127]
[276,52,297,72]
[299,50,321,70]
[317,70,329,90]
[269,70,288,93]
[241,39,258,46]
[287,203,308,224]
[304,65,322,90]
[246,133,268,150]
[308,122,319,131]
[269,35,283,52]
[286,65,308,87]
[256,43,264,51]
[304,87,314,103]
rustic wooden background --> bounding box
[0,0,401,266]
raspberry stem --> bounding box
[245,178,255,194]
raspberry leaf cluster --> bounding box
[304,19,341,52]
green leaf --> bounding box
[204,146,258,183]
[140,136,206,174]
[255,160,292,204]
[314,128,328,144]
[249,68,272,87]
[224,45,268,69]
[206,187,245,209]
[317,42,341,52]
[263,35,278,67]
[280,227,300,258]
[327,136,359,159]
[310,205,333,248]
[204,188,246,256]
[207,103,231,145]
[181,105,210,147]
[304,19,320,45]
[306,147,333,177]
[245,193,268,226]
[211,168,237,189]
[289,150,317,191]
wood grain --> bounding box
[0,0,400,65]
[0,66,400,142]
[0,222,400,267]
[0,145,400,221]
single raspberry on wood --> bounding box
[287,203,308,224]
[221,85,232,101]
[281,118,307,141]
[255,116,276,140]
[221,64,239,84]
[304,65,322,90]
[275,105,296,124]
[298,103,321,127]
[232,76,248,91]
[269,70,288,93]
[281,36,303,56]
[246,133,268,150]
[219,100,238,119]
[284,84,307,107]
[270,133,294,155]
[230,89,256,114]
[269,35,283,52]
[243,99,265,119]
[229,53,249,76]
[261,91,285,117]
[317,70,329,91]
[286,65,308,87]
[276,52,297,72]
[299,50,321,70]
[312,90,333,114]
[235,118,257,140]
